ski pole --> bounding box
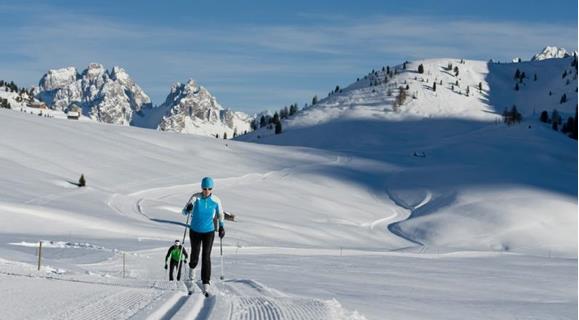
[177,194,195,281]
[220,236,224,280]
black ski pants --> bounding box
[169,259,183,281]
[189,230,215,284]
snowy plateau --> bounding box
[0,48,577,320]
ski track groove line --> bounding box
[229,296,332,320]
[49,288,163,320]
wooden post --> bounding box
[37,241,42,271]
[122,252,126,278]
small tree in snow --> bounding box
[275,121,282,134]
[312,95,318,105]
[418,64,424,74]
[539,110,549,123]
[560,94,567,104]
[78,174,86,187]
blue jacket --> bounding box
[182,193,224,233]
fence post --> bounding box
[37,241,42,271]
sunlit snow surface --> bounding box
[0,57,576,319]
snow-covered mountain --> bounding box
[36,64,152,125]
[531,46,575,61]
[133,79,252,137]
[243,53,577,139]
[35,65,253,137]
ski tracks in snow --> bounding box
[215,279,364,320]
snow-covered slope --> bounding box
[0,52,576,320]
[36,64,153,125]
[0,92,576,318]
[133,80,252,137]
[237,56,577,257]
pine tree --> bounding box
[289,104,298,116]
[562,70,567,79]
[563,117,574,135]
[260,115,266,127]
[312,95,318,105]
[224,132,228,139]
[273,112,280,124]
[335,85,340,93]
[515,83,519,91]
[78,174,86,187]
[478,82,482,91]
[432,82,436,92]
[539,110,549,123]
[552,121,559,131]
[560,94,567,104]
[418,64,424,74]
[454,66,459,76]
[275,121,282,134]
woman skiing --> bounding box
[182,177,225,295]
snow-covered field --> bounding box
[0,56,577,319]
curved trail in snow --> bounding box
[384,189,433,246]
[106,154,347,225]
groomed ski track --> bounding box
[0,268,355,320]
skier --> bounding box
[182,177,225,296]
[164,240,188,281]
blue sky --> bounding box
[1,0,577,113]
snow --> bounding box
[0,54,577,319]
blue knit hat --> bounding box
[201,177,214,189]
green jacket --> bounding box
[165,245,188,262]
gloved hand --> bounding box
[164,264,168,270]
[218,226,225,239]
[185,203,193,212]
